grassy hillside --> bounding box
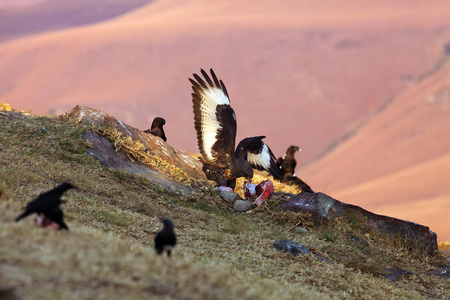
[0,111,448,299]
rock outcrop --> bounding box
[280,192,438,254]
[65,105,206,194]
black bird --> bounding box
[190,69,282,189]
[15,182,76,230]
[276,146,314,193]
[145,117,167,142]
[154,218,177,257]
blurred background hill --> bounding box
[0,0,449,241]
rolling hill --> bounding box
[0,0,153,41]
[1,0,450,162]
[303,58,450,241]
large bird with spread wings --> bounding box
[190,69,281,189]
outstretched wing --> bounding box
[236,136,282,179]
[190,69,236,167]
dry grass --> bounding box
[0,112,449,299]
[91,125,193,186]
[438,241,450,251]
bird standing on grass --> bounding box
[14,182,77,230]
[145,117,167,142]
[154,218,177,257]
[190,68,282,189]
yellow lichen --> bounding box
[0,102,12,111]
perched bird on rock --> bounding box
[276,146,314,193]
[14,182,76,230]
[190,68,281,189]
[154,218,177,257]
[277,146,300,179]
[145,117,167,142]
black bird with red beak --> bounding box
[15,182,77,230]
[145,117,167,142]
[190,69,281,189]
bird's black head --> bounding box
[160,218,174,231]
[151,117,166,129]
[59,182,78,191]
[236,136,266,157]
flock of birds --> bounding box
[14,183,176,257]
[14,68,314,257]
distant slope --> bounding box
[0,0,153,42]
[0,0,450,163]
[303,58,450,241]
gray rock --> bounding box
[383,268,413,282]
[424,267,450,280]
[65,105,206,180]
[280,192,438,254]
[84,132,193,195]
[273,240,310,256]
[233,200,252,212]
[219,191,242,203]
[274,239,333,264]
[295,227,309,233]
[63,105,211,195]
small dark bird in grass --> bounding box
[154,218,177,257]
[145,117,167,142]
[14,182,77,230]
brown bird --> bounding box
[276,146,314,193]
[190,68,281,189]
[145,117,167,142]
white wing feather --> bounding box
[198,87,230,161]
[247,144,271,171]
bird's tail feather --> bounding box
[14,211,32,222]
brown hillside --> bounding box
[0,0,153,42]
[303,59,450,241]
[0,0,449,163]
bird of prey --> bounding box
[154,218,177,257]
[14,182,77,230]
[144,117,167,142]
[190,69,282,189]
[276,145,314,193]
[277,145,300,179]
